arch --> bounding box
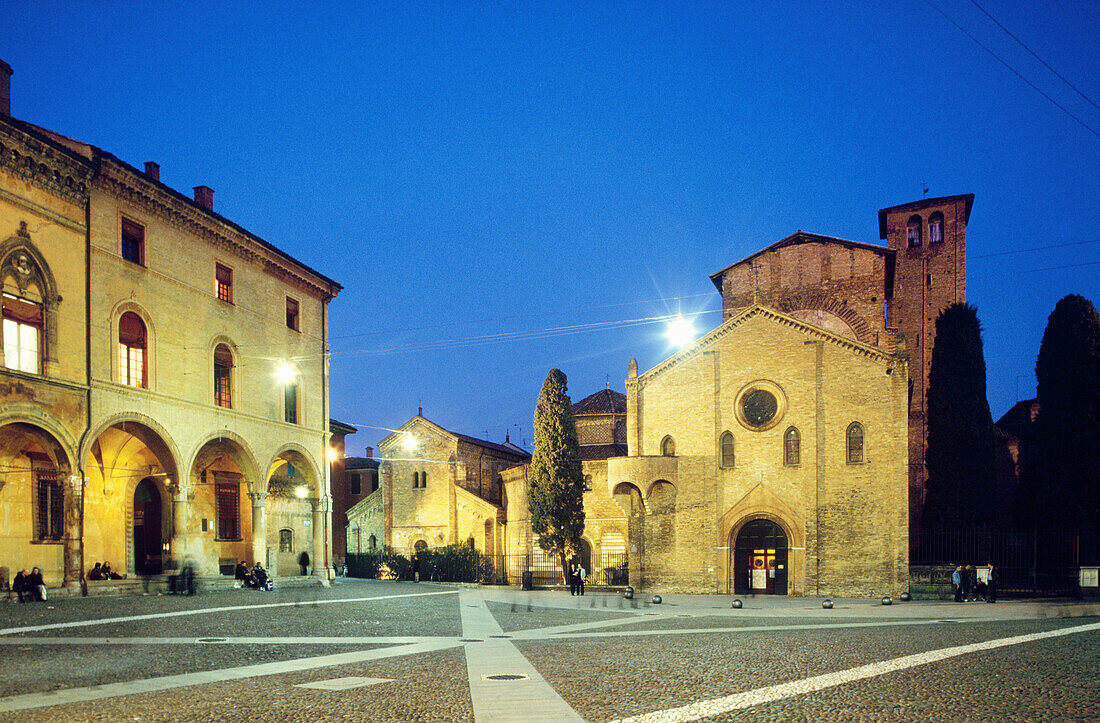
[612,481,647,516]
[719,431,735,468]
[0,410,79,476]
[732,518,789,595]
[368,534,377,551]
[83,413,182,484]
[647,479,676,513]
[413,539,428,555]
[906,214,922,248]
[572,536,592,574]
[660,435,676,457]
[263,443,322,495]
[188,430,261,490]
[778,292,875,345]
[784,426,800,466]
[109,300,157,390]
[846,422,865,464]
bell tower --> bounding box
[879,194,973,534]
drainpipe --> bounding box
[79,182,92,595]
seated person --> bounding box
[235,560,250,586]
[102,561,122,580]
[252,563,268,590]
[13,569,29,602]
[27,566,46,601]
[88,562,104,580]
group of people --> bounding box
[11,567,47,602]
[568,562,587,596]
[87,562,123,580]
[234,561,271,590]
[951,563,997,603]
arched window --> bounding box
[421,470,427,488]
[279,528,293,553]
[846,422,865,464]
[2,292,43,374]
[467,537,475,550]
[214,343,233,408]
[929,211,944,244]
[118,312,147,388]
[413,471,420,489]
[720,432,735,468]
[906,215,922,248]
[660,435,676,457]
[368,534,377,550]
[784,427,800,466]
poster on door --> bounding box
[752,568,767,589]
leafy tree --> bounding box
[922,303,996,529]
[528,368,585,581]
[1028,294,1100,531]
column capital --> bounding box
[248,490,268,505]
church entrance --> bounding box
[733,519,788,595]
[133,478,163,575]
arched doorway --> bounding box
[572,538,592,575]
[133,478,163,574]
[733,519,788,595]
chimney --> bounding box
[0,59,12,116]
[366,446,374,459]
[144,161,160,181]
[192,185,213,210]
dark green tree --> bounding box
[922,303,997,530]
[528,368,585,581]
[1028,294,1100,531]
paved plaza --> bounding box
[0,579,1097,721]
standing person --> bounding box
[298,551,310,576]
[986,563,997,603]
[412,554,420,583]
[27,566,46,601]
[568,563,577,596]
[577,563,586,596]
[962,564,974,601]
[951,565,963,602]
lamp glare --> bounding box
[666,315,696,348]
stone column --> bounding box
[62,473,84,590]
[249,491,267,568]
[311,496,330,585]
[171,487,191,562]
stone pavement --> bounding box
[0,579,1096,721]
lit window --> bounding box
[215,263,233,303]
[279,528,293,553]
[118,312,147,388]
[906,215,922,248]
[121,218,145,266]
[929,212,944,244]
[720,432,735,468]
[3,293,42,374]
[214,343,233,408]
[784,427,800,466]
[215,482,240,540]
[35,466,63,541]
[286,297,299,331]
[847,423,865,464]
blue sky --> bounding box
[5,1,1098,454]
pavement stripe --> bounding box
[0,639,462,713]
[0,589,458,636]
[515,617,981,640]
[0,636,434,645]
[460,589,583,722]
[611,620,1100,723]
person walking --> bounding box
[951,565,963,602]
[986,563,997,603]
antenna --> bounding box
[922,180,929,196]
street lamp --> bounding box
[665,314,697,349]
[275,362,297,384]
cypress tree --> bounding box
[922,303,997,530]
[528,368,585,580]
[1031,294,1100,532]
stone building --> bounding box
[346,410,529,558]
[0,64,341,592]
[710,195,972,535]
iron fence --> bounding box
[500,552,629,587]
[912,528,1100,597]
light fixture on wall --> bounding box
[403,433,417,452]
[294,486,308,499]
[326,447,339,463]
[275,361,298,384]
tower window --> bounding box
[660,435,676,457]
[906,215,922,248]
[720,432,735,468]
[846,423,865,464]
[121,218,145,266]
[929,212,944,244]
[784,427,801,466]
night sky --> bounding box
[4,2,1098,455]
